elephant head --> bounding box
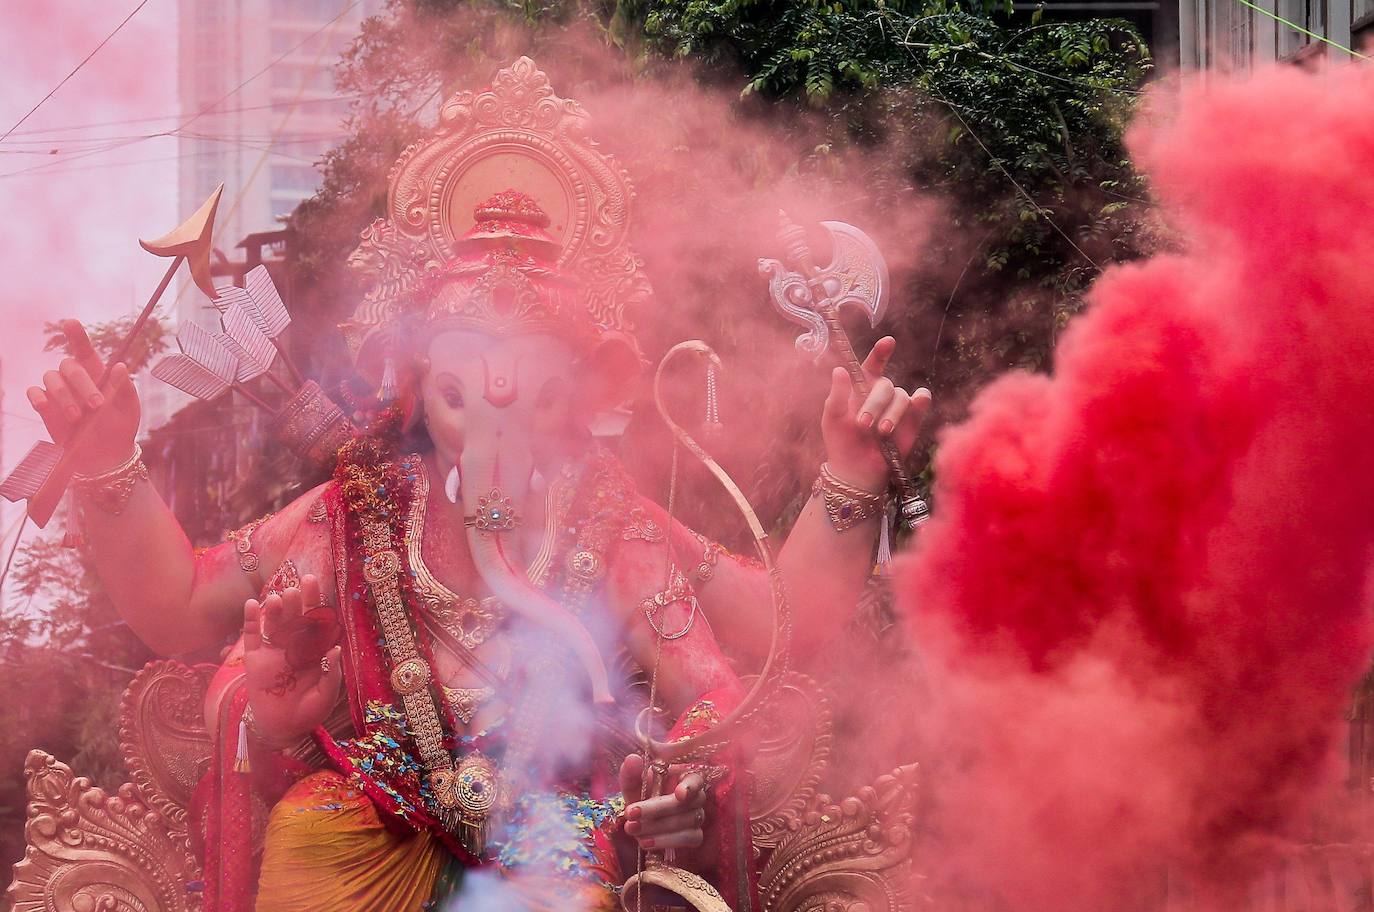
[418,328,623,704]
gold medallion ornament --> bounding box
[567,548,605,583]
[454,750,502,855]
[430,595,503,651]
[469,488,519,533]
[389,656,433,696]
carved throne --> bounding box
[7,662,921,912]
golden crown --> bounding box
[341,57,651,374]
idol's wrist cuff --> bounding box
[813,462,887,532]
[72,443,148,516]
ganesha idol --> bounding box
[10,58,929,912]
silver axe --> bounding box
[759,212,929,529]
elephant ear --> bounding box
[579,332,645,413]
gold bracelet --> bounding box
[72,444,148,516]
[813,462,886,532]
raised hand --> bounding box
[618,753,709,853]
[820,335,931,493]
[242,574,343,747]
[25,319,140,475]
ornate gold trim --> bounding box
[354,56,651,359]
[6,751,201,912]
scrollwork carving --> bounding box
[759,764,923,912]
[748,673,834,849]
[6,751,201,912]
[117,660,215,829]
[383,56,651,342]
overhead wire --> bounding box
[0,0,149,145]
[0,0,364,181]
[883,9,1104,270]
[0,95,362,140]
[1234,0,1370,57]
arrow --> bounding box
[0,183,224,528]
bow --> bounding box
[634,340,791,763]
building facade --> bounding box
[1178,0,1374,66]
[175,0,378,322]
[156,0,378,434]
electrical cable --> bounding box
[0,95,361,140]
[0,0,364,181]
[1234,0,1370,58]
[0,0,149,145]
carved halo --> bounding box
[385,56,650,340]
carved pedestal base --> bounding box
[7,751,201,912]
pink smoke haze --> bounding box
[0,1,177,480]
[899,63,1374,909]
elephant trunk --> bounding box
[460,441,613,704]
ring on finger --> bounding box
[259,631,275,647]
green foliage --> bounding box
[42,309,171,375]
[0,534,151,871]
[287,0,1161,522]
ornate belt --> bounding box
[360,515,502,854]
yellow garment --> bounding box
[255,771,445,912]
[501,871,621,912]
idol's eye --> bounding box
[535,380,561,410]
[442,388,464,409]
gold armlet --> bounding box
[812,462,886,532]
[691,533,725,585]
[72,444,148,516]
[226,514,272,573]
[271,381,356,472]
[641,567,700,640]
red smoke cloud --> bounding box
[899,64,1374,909]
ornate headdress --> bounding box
[342,57,652,381]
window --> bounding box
[269,64,334,93]
[270,0,348,20]
[270,164,320,194]
[271,196,303,220]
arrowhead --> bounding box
[139,183,223,299]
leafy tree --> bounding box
[42,309,171,374]
[0,536,152,873]
[290,0,1158,525]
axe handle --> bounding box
[818,305,917,496]
[27,254,184,528]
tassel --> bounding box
[876,500,895,571]
[234,712,252,774]
[378,355,398,403]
